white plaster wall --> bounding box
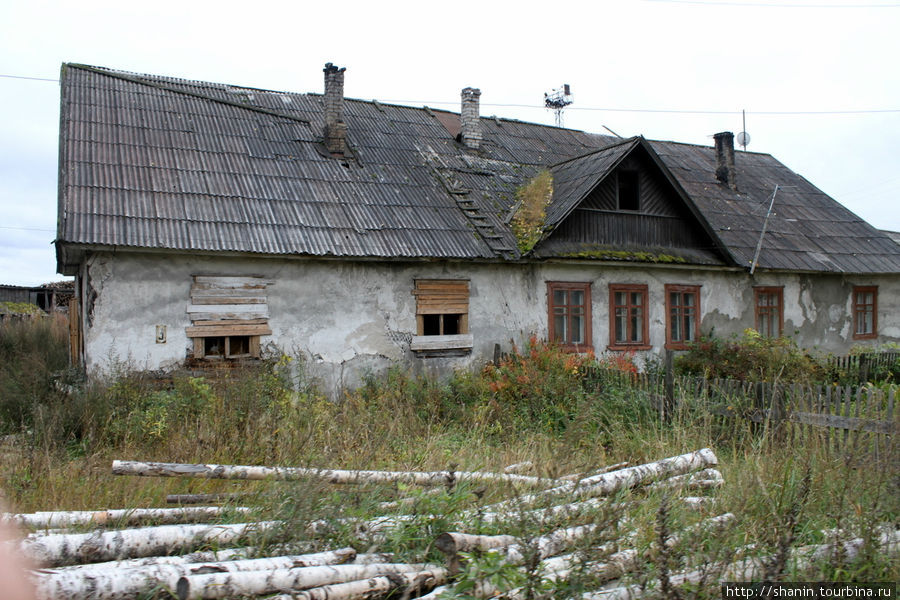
[80,252,900,393]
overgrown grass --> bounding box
[0,320,896,592]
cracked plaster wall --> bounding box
[79,252,899,395]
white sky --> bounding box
[1,0,898,286]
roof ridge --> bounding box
[549,136,641,168]
[66,63,313,127]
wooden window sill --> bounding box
[607,344,652,352]
[410,334,474,352]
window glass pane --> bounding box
[631,292,643,306]
[630,307,643,342]
[615,308,627,343]
[684,312,695,341]
[571,290,584,306]
[671,306,682,341]
[554,314,567,342]
[615,291,626,306]
[571,315,584,344]
[684,293,695,307]
[553,289,568,306]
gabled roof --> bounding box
[544,137,640,229]
[56,63,900,275]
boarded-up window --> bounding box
[410,279,473,353]
[186,276,272,359]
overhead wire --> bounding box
[2,72,898,116]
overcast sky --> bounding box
[1,0,898,286]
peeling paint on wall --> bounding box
[78,252,900,396]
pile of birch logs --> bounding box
[5,448,897,600]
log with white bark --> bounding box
[111,460,558,488]
[480,449,718,513]
[585,528,900,600]
[4,506,251,529]
[175,562,431,600]
[434,532,519,555]
[32,547,357,600]
[503,461,534,474]
[263,568,448,600]
[559,463,630,482]
[20,520,282,567]
[647,468,724,491]
[166,493,248,505]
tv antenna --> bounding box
[737,109,751,151]
[544,84,573,127]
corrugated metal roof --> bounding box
[56,64,900,274]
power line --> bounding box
[642,0,900,7]
[3,72,899,115]
[383,100,900,116]
[0,226,56,233]
[0,73,58,83]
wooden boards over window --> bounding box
[410,279,472,354]
[186,276,272,359]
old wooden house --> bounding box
[54,63,900,391]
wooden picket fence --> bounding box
[584,367,897,457]
[825,351,900,384]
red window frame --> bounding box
[547,282,592,352]
[852,286,878,340]
[754,286,783,338]
[609,284,650,350]
[665,284,701,350]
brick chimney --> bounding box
[714,131,737,190]
[323,62,347,155]
[460,87,482,149]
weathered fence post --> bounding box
[664,350,675,423]
[859,354,870,385]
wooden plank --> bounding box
[409,334,474,351]
[193,338,204,359]
[190,287,268,297]
[417,306,468,315]
[192,319,269,327]
[190,296,267,305]
[192,276,269,288]
[188,312,269,322]
[185,325,272,338]
[786,411,893,435]
[187,303,269,316]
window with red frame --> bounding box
[547,282,592,351]
[754,287,783,337]
[852,286,877,339]
[666,284,700,349]
[609,284,649,349]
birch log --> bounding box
[166,493,247,505]
[176,562,430,600]
[33,547,357,600]
[481,449,718,513]
[4,506,251,529]
[21,520,281,567]
[585,528,900,600]
[434,532,519,555]
[111,460,558,488]
[263,568,448,600]
[559,463,630,482]
[647,469,724,491]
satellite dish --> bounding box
[736,131,751,149]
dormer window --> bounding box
[617,170,640,211]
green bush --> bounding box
[675,329,823,383]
